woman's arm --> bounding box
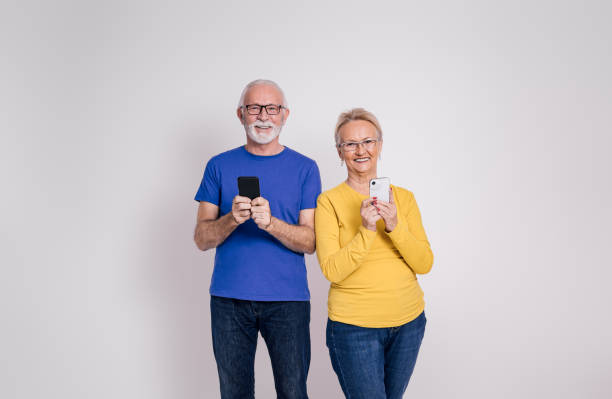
[384,191,434,274]
[315,194,377,283]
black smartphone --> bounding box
[237,176,260,200]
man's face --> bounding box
[238,85,288,145]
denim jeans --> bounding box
[326,312,426,399]
[210,295,311,399]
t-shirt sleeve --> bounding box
[300,161,322,210]
[194,159,220,205]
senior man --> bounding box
[193,79,321,399]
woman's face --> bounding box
[338,120,382,177]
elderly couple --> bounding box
[193,79,433,399]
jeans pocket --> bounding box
[210,296,237,331]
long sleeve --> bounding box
[315,193,377,283]
[385,191,434,274]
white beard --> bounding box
[245,121,282,144]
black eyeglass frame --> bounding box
[242,104,285,116]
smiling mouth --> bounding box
[354,158,370,163]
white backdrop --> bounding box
[3,1,612,398]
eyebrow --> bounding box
[342,137,377,142]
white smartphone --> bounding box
[369,177,390,202]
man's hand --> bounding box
[232,195,252,224]
[251,197,272,230]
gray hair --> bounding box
[237,79,288,109]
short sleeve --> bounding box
[300,162,322,210]
[194,159,220,204]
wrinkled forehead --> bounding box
[243,84,284,105]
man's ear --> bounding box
[236,107,244,122]
[282,107,290,122]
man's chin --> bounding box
[248,132,277,145]
[247,127,281,145]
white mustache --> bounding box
[252,121,274,128]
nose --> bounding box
[257,107,269,121]
[354,143,366,155]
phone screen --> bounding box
[237,176,260,200]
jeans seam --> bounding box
[329,320,351,399]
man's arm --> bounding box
[267,209,316,254]
[193,197,251,251]
[251,197,315,254]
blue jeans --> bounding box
[210,295,310,399]
[326,312,426,399]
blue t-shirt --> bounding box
[194,146,321,301]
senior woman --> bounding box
[315,108,433,399]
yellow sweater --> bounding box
[315,182,433,328]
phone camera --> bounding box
[371,181,376,185]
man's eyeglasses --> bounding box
[338,138,379,152]
[243,104,284,116]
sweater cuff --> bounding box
[359,225,378,241]
[385,217,409,242]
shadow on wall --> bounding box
[140,119,229,398]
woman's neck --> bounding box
[346,172,377,196]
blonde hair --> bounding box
[334,108,383,146]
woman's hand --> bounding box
[374,188,398,232]
[361,198,381,231]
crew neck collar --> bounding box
[241,145,288,160]
[342,181,369,198]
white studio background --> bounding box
[2,1,611,398]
